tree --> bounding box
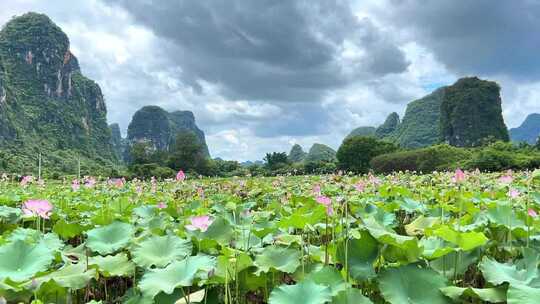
[129,141,154,165]
[167,131,209,174]
[337,136,397,173]
[264,152,289,171]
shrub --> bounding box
[129,163,175,179]
[371,144,470,173]
[337,136,397,173]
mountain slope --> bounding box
[0,13,116,175]
[288,144,307,163]
[509,113,540,144]
[305,143,336,163]
[389,87,445,148]
[127,105,209,157]
[440,77,509,147]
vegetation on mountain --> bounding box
[509,113,540,144]
[305,143,336,163]
[127,105,209,159]
[440,77,509,147]
[0,13,117,175]
[389,88,445,148]
[375,112,400,138]
[288,144,307,163]
[345,126,376,140]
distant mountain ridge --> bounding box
[126,105,210,158]
[346,77,509,148]
[509,113,540,144]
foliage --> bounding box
[337,136,397,173]
[375,112,400,138]
[0,169,540,303]
[344,126,376,140]
[264,152,290,171]
[388,87,445,148]
[372,142,540,173]
[168,131,210,174]
[440,77,509,147]
[371,144,470,173]
[305,143,336,163]
[288,144,307,163]
[0,13,118,175]
[126,105,209,158]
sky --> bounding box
[1,0,540,161]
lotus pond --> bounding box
[1,170,540,303]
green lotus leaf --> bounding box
[255,246,301,274]
[8,228,64,252]
[432,226,488,251]
[32,263,96,290]
[332,289,373,304]
[215,252,253,281]
[200,217,234,245]
[278,204,326,229]
[138,255,216,299]
[336,231,378,281]
[53,220,86,239]
[269,280,331,304]
[420,237,454,259]
[0,240,54,282]
[431,249,480,279]
[86,221,134,254]
[131,234,192,268]
[363,217,421,262]
[487,204,526,230]
[304,265,347,296]
[405,216,439,236]
[89,253,135,277]
[379,264,451,304]
[479,256,538,286]
[440,286,506,303]
[507,284,540,304]
[400,198,427,213]
[0,206,21,223]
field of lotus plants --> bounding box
[1,169,540,303]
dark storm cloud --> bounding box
[106,0,409,102]
[252,103,332,138]
[383,0,540,80]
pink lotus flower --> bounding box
[197,187,205,199]
[452,169,466,183]
[508,188,520,199]
[157,202,167,209]
[368,174,381,186]
[22,200,53,219]
[20,175,33,186]
[84,177,96,188]
[185,215,213,232]
[176,170,186,182]
[71,179,80,191]
[312,184,321,196]
[316,195,334,216]
[499,175,513,184]
[115,179,124,188]
[528,208,538,218]
[355,181,366,192]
